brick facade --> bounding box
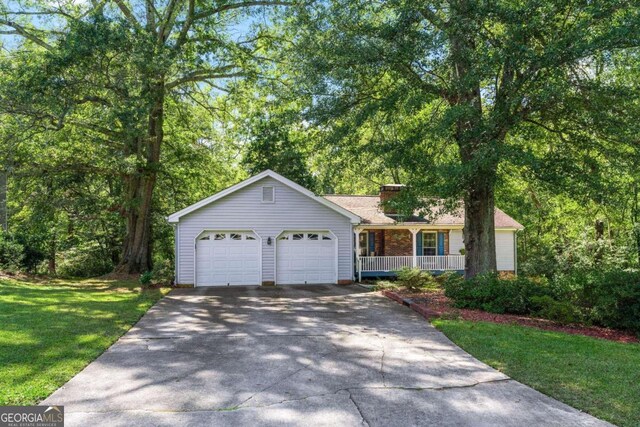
[382,229,413,256]
[363,229,453,257]
[374,230,384,256]
[379,184,404,215]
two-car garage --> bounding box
[171,170,360,287]
[195,230,338,287]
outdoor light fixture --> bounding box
[267,237,272,246]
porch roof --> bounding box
[322,195,524,229]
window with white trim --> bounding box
[422,232,437,256]
[262,186,275,203]
[359,232,369,256]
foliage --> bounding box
[151,259,174,285]
[443,269,640,334]
[0,1,639,284]
[433,319,640,427]
[553,269,640,333]
[0,0,288,273]
[283,0,640,276]
[139,271,153,286]
[530,296,583,325]
[0,276,168,405]
[0,231,23,272]
[395,267,438,292]
[443,273,552,314]
[139,260,174,287]
[56,242,114,278]
[373,280,399,291]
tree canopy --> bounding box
[0,0,639,279]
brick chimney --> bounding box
[379,184,405,215]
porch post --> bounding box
[410,228,419,268]
[355,228,362,282]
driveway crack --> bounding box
[379,347,386,387]
[347,391,370,426]
[236,349,337,408]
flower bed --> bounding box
[382,289,639,344]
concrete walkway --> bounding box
[43,285,609,426]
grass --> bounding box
[0,276,169,406]
[432,319,640,427]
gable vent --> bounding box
[262,186,275,203]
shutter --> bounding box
[416,232,423,256]
[437,232,445,255]
[368,231,376,255]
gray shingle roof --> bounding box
[323,195,524,228]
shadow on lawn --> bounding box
[0,277,166,405]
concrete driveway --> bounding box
[43,285,608,426]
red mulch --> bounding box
[382,289,639,344]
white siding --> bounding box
[496,230,515,271]
[449,229,515,271]
[176,177,353,285]
[449,230,464,255]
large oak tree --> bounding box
[0,0,289,273]
[286,0,640,277]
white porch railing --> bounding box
[359,256,413,272]
[358,255,465,273]
[417,255,465,271]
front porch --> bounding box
[355,226,465,281]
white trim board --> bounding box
[167,170,361,224]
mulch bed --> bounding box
[382,289,639,344]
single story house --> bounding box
[167,170,523,287]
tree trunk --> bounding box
[633,182,640,266]
[0,169,6,232]
[447,1,499,278]
[115,80,164,274]
[463,178,497,278]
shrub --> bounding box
[437,271,464,287]
[585,270,640,334]
[0,232,24,272]
[373,280,399,291]
[56,242,113,277]
[139,271,153,286]
[138,260,174,287]
[549,268,640,333]
[395,267,438,292]
[443,273,552,314]
[530,295,582,324]
[151,259,174,285]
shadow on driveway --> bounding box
[43,285,610,426]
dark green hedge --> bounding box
[442,269,640,334]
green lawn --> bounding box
[432,319,640,427]
[0,276,169,405]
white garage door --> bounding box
[196,231,261,286]
[276,232,337,285]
